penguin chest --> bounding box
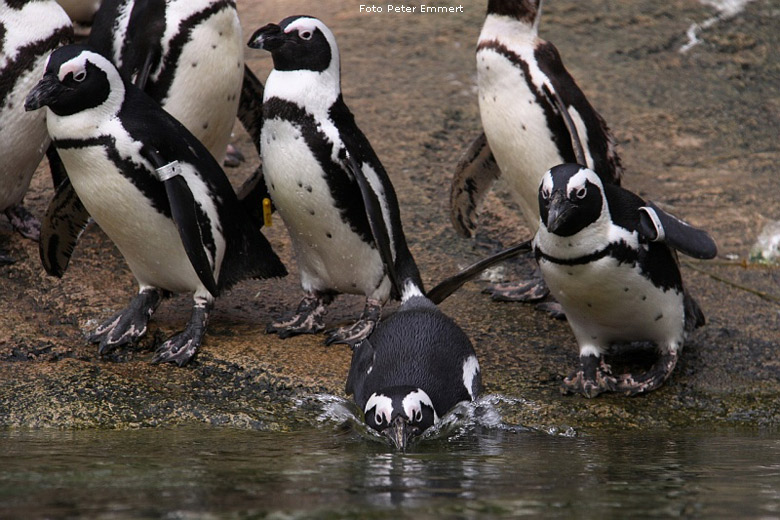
[477,48,563,230]
[540,254,685,348]
[261,119,384,296]
[0,66,50,209]
[158,4,244,162]
[58,145,204,294]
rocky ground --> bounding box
[0,0,778,433]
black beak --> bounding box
[248,23,285,51]
[546,191,576,234]
[25,73,61,112]
[382,416,415,452]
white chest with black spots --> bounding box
[261,118,385,297]
[57,143,209,295]
[477,46,562,231]
[539,251,685,352]
[156,1,243,162]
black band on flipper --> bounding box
[342,151,401,299]
[638,202,717,260]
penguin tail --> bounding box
[683,290,705,332]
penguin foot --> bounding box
[5,204,41,241]
[562,355,617,398]
[616,350,679,396]
[325,299,382,346]
[152,298,212,367]
[90,288,163,355]
[534,301,566,320]
[223,144,245,168]
[483,278,549,302]
[267,293,332,339]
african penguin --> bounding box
[248,16,423,346]
[25,44,286,366]
[534,164,717,397]
[449,0,623,302]
[87,0,245,164]
[0,0,72,262]
[346,284,481,451]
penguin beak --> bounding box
[546,191,576,234]
[24,73,61,112]
[383,416,415,452]
[248,23,285,51]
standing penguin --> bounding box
[534,164,717,397]
[247,16,423,346]
[0,0,72,262]
[340,154,481,451]
[86,0,246,165]
[25,45,286,366]
[450,0,623,301]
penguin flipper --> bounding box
[143,149,219,297]
[450,133,501,237]
[345,337,376,400]
[237,66,265,155]
[545,85,586,166]
[426,240,532,304]
[342,152,401,298]
[236,165,272,229]
[40,178,91,277]
[638,201,718,260]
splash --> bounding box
[680,0,755,53]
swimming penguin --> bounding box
[0,0,72,262]
[248,16,423,346]
[534,164,717,397]
[25,44,286,366]
[450,0,623,302]
[340,154,480,451]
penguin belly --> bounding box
[58,145,208,294]
[477,48,563,232]
[159,3,243,162]
[0,67,50,210]
[261,118,387,297]
[540,256,685,348]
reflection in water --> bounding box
[1,416,779,518]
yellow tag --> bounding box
[262,198,272,227]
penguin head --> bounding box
[25,44,123,118]
[364,386,438,451]
[248,16,338,74]
[539,164,605,237]
[487,0,542,26]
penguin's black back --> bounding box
[347,296,476,415]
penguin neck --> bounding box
[479,12,538,48]
[536,206,633,260]
[264,63,341,116]
[46,82,126,142]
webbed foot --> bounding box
[223,144,245,168]
[483,277,549,302]
[6,204,40,241]
[267,292,333,339]
[617,350,679,396]
[325,298,382,346]
[89,288,163,355]
[562,355,618,398]
[152,297,212,367]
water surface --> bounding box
[2,420,779,519]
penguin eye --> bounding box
[299,30,313,40]
[541,188,550,200]
[73,70,87,83]
[574,187,587,200]
[415,410,423,422]
[374,413,383,425]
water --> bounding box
[2,408,780,519]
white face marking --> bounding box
[461,355,480,400]
[365,393,393,426]
[402,389,438,424]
